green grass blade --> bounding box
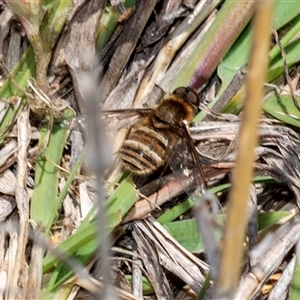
[0,48,35,142]
[30,110,74,233]
[163,211,291,253]
[158,177,274,224]
[291,246,300,300]
[263,95,300,127]
[169,0,254,92]
[43,175,137,289]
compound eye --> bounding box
[173,87,200,107]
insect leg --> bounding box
[181,120,207,196]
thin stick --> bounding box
[215,1,274,298]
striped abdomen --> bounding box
[119,125,168,175]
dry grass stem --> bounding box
[215,1,274,297]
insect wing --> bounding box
[167,123,206,201]
[72,108,152,135]
[100,108,154,153]
[101,108,152,117]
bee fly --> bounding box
[104,87,207,194]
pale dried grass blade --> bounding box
[100,1,157,98]
[132,226,174,300]
[0,195,15,222]
[268,255,295,300]
[235,218,300,299]
[0,140,17,169]
[6,107,30,299]
[135,0,220,105]
[0,169,16,195]
[136,218,209,294]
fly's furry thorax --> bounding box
[151,94,197,129]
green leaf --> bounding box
[40,0,72,47]
[0,47,36,98]
[291,256,300,300]
[267,39,300,82]
[96,6,119,51]
[272,0,300,29]
[169,0,254,92]
[43,175,137,289]
[263,95,300,127]
[258,211,291,231]
[30,112,74,233]
[269,13,300,62]
[163,211,291,253]
[96,0,136,51]
[106,175,138,225]
[158,177,274,224]
[0,48,36,143]
[163,219,207,253]
[217,24,251,93]
[213,1,300,115]
[157,198,195,224]
[158,183,231,224]
[218,0,300,91]
[197,272,211,300]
